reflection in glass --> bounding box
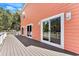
[43,21,49,41]
[27,25,32,37]
[50,17,61,44]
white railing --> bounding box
[0,32,7,45]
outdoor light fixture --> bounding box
[66,11,71,21]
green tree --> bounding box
[0,7,20,31]
[11,10,20,31]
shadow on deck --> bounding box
[15,35,79,56]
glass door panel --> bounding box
[50,17,61,44]
[27,26,30,36]
[27,25,32,37]
[43,21,49,41]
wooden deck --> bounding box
[0,34,72,56]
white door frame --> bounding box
[41,13,64,49]
[26,24,33,38]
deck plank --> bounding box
[0,34,71,56]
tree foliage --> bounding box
[0,7,20,31]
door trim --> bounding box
[41,13,64,49]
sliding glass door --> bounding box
[27,25,32,38]
[42,17,61,44]
[41,13,64,48]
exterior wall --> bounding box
[21,3,79,54]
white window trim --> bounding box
[26,24,33,39]
[40,13,64,49]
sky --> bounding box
[0,3,24,13]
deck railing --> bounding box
[0,32,7,45]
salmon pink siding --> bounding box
[21,3,79,54]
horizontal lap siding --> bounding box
[64,4,79,54]
[24,4,68,40]
[21,4,79,54]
